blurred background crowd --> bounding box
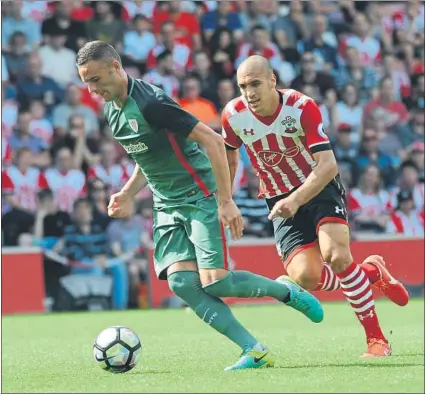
[1,0,424,309]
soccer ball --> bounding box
[93,326,142,373]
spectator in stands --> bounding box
[86,177,111,230]
[85,1,125,48]
[355,127,395,187]
[29,100,54,145]
[386,190,424,236]
[233,167,273,237]
[153,0,201,51]
[191,51,219,103]
[404,72,424,111]
[146,21,192,76]
[56,198,129,309]
[334,46,379,103]
[271,0,309,50]
[235,25,282,70]
[348,164,390,233]
[1,0,41,52]
[214,78,236,113]
[335,83,363,144]
[179,75,220,131]
[297,14,338,72]
[143,50,180,100]
[107,199,146,308]
[44,147,86,213]
[332,123,358,162]
[16,52,64,116]
[406,142,425,183]
[38,29,78,88]
[123,0,156,20]
[201,0,243,43]
[381,51,411,101]
[9,110,47,156]
[340,13,382,67]
[389,160,424,213]
[209,27,237,80]
[41,0,86,53]
[88,141,127,194]
[2,146,48,214]
[33,188,71,249]
[396,108,424,149]
[2,84,18,138]
[363,75,410,130]
[291,51,336,100]
[3,31,29,84]
[52,84,99,136]
[122,15,156,73]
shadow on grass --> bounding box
[132,370,173,375]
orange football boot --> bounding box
[361,338,392,358]
[362,255,409,307]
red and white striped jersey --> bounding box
[222,89,331,198]
[386,210,424,236]
[2,166,48,211]
[87,164,129,193]
[44,168,86,213]
[387,184,425,213]
[347,188,391,216]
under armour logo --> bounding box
[243,128,255,136]
[358,310,374,321]
[335,206,344,215]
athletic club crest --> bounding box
[129,119,138,133]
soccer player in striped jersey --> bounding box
[223,55,409,358]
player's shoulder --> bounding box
[222,96,249,119]
[278,88,316,108]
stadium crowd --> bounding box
[1,0,424,308]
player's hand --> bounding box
[107,191,133,218]
[218,200,244,240]
[268,197,300,220]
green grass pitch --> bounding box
[2,299,424,393]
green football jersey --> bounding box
[104,77,216,206]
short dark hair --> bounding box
[37,188,53,202]
[73,197,92,211]
[76,40,121,66]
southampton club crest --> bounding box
[281,116,298,134]
[129,119,138,133]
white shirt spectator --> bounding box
[39,45,78,88]
[29,119,54,144]
[386,210,424,236]
[123,30,156,62]
[123,1,156,19]
[2,99,18,138]
[335,101,363,143]
[142,69,180,99]
[341,35,382,67]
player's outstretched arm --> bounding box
[188,122,244,239]
[226,149,239,191]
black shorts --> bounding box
[266,176,349,268]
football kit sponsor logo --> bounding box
[258,147,300,167]
[122,142,148,154]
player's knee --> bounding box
[199,268,228,287]
[167,271,200,300]
[323,248,352,273]
[290,270,321,291]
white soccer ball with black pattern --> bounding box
[93,326,142,373]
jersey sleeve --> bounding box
[301,99,332,154]
[143,91,199,137]
[221,106,243,150]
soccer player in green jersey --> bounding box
[76,41,324,371]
